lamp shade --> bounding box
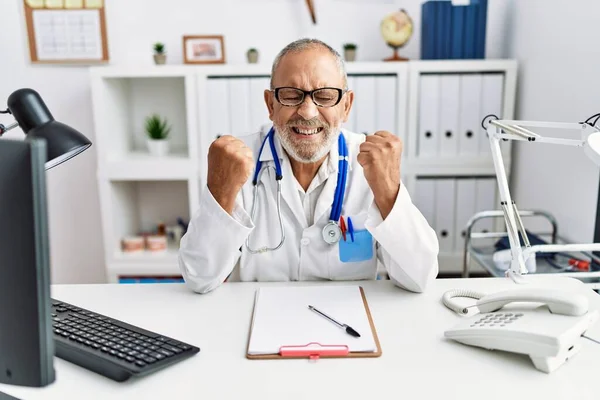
[584,131,600,167]
[7,88,91,169]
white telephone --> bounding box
[442,288,599,373]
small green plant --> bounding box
[247,48,258,53]
[343,43,357,50]
[153,42,165,54]
[145,114,171,140]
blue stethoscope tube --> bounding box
[331,131,348,222]
[252,127,283,184]
[245,127,348,253]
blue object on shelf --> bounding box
[494,231,554,260]
[450,6,465,59]
[421,1,438,59]
[472,0,488,58]
[441,1,452,59]
[421,0,487,60]
[463,3,478,58]
[435,2,445,58]
[118,276,185,284]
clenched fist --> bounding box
[207,135,254,214]
[357,131,403,219]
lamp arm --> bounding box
[487,124,529,281]
[0,107,17,136]
[485,117,600,282]
[522,243,600,259]
[0,121,19,137]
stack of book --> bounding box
[119,276,185,284]
[421,0,488,59]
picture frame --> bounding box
[183,35,225,64]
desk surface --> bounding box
[2,277,600,400]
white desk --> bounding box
[2,277,600,400]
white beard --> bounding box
[275,123,339,164]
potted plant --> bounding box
[153,42,166,65]
[145,113,171,156]
[343,43,357,62]
[246,48,259,64]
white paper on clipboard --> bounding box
[248,285,377,355]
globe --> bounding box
[380,9,413,61]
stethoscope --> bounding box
[245,127,349,254]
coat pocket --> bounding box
[328,213,377,280]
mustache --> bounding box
[285,118,329,128]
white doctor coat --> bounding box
[178,130,439,294]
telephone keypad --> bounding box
[474,312,524,327]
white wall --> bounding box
[506,0,600,243]
[0,23,105,284]
[0,0,511,284]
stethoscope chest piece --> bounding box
[322,221,342,244]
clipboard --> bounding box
[246,286,382,360]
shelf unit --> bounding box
[91,69,200,282]
[405,60,517,274]
[90,59,517,282]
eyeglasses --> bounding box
[273,87,346,108]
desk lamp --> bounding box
[0,88,91,169]
[0,88,91,389]
[484,113,600,283]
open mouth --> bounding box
[292,127,324,136]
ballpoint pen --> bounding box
[308,305,361,337]
[347,216,355,242]
[340,216,347,241]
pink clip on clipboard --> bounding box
[279,342,349,360]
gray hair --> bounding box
[270,38,348,90]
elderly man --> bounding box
[178,38,439,293]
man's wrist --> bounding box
[208,184,240,215]
[373,184,400,220]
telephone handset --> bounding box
[442,288,589,316]
[442,287,599,373]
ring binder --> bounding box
[279,343,349,360]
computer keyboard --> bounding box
[51,299,200,382]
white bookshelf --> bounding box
[90,60,517,282]
[405,60,517,275]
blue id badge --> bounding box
[339,229,373,263]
